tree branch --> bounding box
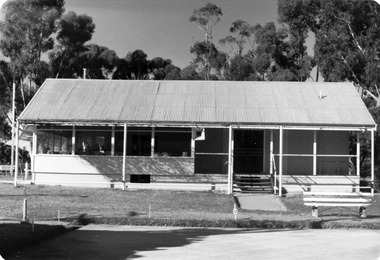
[332,13,364,55]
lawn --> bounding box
[1,183,380,223]
[0,183,237,221]
[1,183,380,258]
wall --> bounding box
[33,155,227,188]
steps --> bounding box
[233,174,273,194]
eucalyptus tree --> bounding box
[0,61,12,141]
[0,0,65,107]
[278,0,380,90]
[278,0,380,181]
[49,10,95,78]
[179,65,201,80]
[112,50,150,80]
[189,2,226,80]
[219,20,256,57]
[80,44,118,79]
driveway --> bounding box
[9,225,380,259]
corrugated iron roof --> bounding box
[18,79,376,128]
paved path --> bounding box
[234,194,287,211]
[9,225,380,259]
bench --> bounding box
[303,191,372,218]
[0,165,14,174]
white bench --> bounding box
[303,191,372,218]
[0,165,14,174]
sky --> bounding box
[64,0,282,69]
[1,0,379,71]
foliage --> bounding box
[225,55,257,81]
[0,0,65,107]
[0,142,29,165]
[189,3,226,80]
[49,10,96,78]
[221,19,314,82]
[278,0,380,169]
[220,20,255,57]
[149,57,172,80]
[0,61,13,141]
[81,44,119,79]
[163,64,181,80]
[278,0,380,90]
[190,41,227,80]
[189,2,223,43]
[113,50,181,80]
[180,65,201,80]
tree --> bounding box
[179,65,201,80]
[278,0,380,88]
[190,41,227,80]
[190,2,224,80]
[189,2,223,43]
[220,19,256,57]
[81,44,118,79]
[278,0,380,187]
[225,55,259,81]
[149,57,173,80]
[0,61,12,141]
[278,0,316,81]
[113,50,149,80]
[49,11,95,78]
[113,51,181,80]
[163,64,181,80]
[0,0,65,107]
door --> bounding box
[233,130,264,174]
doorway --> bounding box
[233,130,264,174]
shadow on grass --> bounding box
[11,227,294,259]
[0,223,73,259]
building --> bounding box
[17,79,377,195]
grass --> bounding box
[1,182,380,257]
[0,183,235,221]
[0,223,71,258]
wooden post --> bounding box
[11,82,16,176]
[191,138,195,158]
[14,120,20,187]
[31,126,37,183]
[357,132,360,177]
[24,162,29,180]
[122,123,127,190]
[360,207,367,218]
[313,130,317,176]
[111,125,115,156]
[23,198,27,221]
[269,130,273,175]
[151,127,155,157]
[279,126,283,197]
[228,126,233,194]
[312,206,318,218]
[71,125,76,155]
[371,129,375,196]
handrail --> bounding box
[273,153,357,158]
[271,154,278,194]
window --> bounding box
[37,130,72,154]
[155,131,191,157]
[115,128,151,156]
[76,130,111,155]
[37,126,191,157]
